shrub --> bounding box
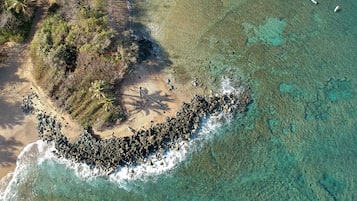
[30,2,139,128]
[0,0,34,42]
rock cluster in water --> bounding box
[35,90,251,174]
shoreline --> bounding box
[0,0,250,181]
[0,0,198,179]
[0,41,209,180]
[1,89,247,199]
[35,81,250,174]
[0,42,39,179]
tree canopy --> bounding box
[31,2,138,128]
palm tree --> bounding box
[89,80,107,100]
[101,96,115,112]
[6,0,29,15]
[89,80,116,111]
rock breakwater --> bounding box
[32,88,251,174]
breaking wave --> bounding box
[0,77,244,196]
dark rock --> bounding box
[137,38,153,61]
[35,86,252,174]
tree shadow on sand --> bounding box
[122,88,174,116]
[117,18,176,120]
[130,21,173,77]
[0,45,29,129]
[0,135,23,167]
[0,98,25,129]
[0,44,27,84]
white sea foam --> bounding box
[47,77,243,188]
[106,77,243,187]
[220,76,244,96]
[0,78,244,193]
[53,154,106,180]
[0,140,55,201]
[147,23,161,39]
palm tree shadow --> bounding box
[0,135,23,167]
[126,89,174,116]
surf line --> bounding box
[0,78,252,194]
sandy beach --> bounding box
[0,42,83,179]
[0,42,39,179]
[0,40,204,180]
[95,58,206,139]
[0,0,207,181]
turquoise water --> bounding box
[1,0,357,200]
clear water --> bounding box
[1,0,357,200]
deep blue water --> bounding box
[1,0,357,200]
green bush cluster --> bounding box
[0,0,34,43]
[31,3,138,128]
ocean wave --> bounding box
[108,114,226,185]
[0,77,245,194]
[43,107,230,192]
[62,77,242,188]
[0,140,55,201]
[220,77,244,96]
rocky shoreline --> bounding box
[23,87,251,174]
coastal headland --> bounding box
[0,0,252,179]
[34,89,251,174]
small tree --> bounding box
[101,96,115,112]
[89,79,107,100]
[6,0,29,15]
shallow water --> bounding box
[1,0,357,200]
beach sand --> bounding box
[0,41,85,179]
[0,42,39,179]
[94,59,207,139]
[0,39,205,179]
[0,0,206,180]
[0,0,51,179]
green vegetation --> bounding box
[6,0,29,14]
[31,2,139,129]
[93,0,107,11]
[0,0,34,43]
